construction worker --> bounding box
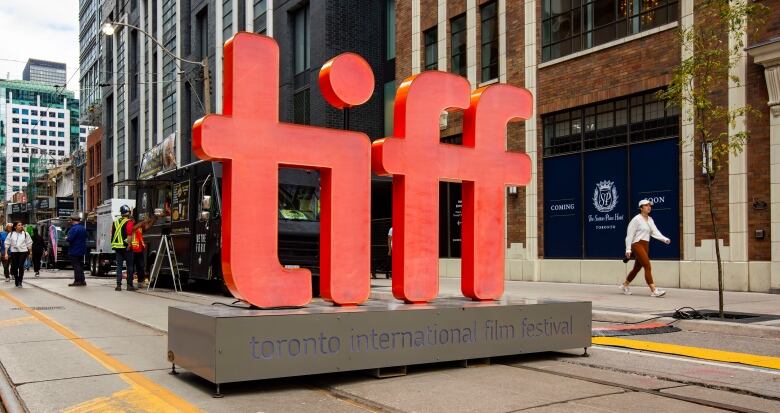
[111,205,136,291]
[130,214,156,288]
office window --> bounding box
[384,81,396,136]
[293,6,310,76]
[49,112,56,117]
[31,120,38,126]
[12,128,19,133]
[31,110,37,116]
[21,109,29,115]
[12,138,19,143]
[12,108,19,114]
[31,139,38,144]
[480,1,498,82]
[31,130,37,135]
[58,122,65,128]
[424,28,438,70]
[49,140,56,146]
[31,149,38,154]
[293,89,310,125]
[253,0,267,34]
[451,14,467,76]
[58,150,65,156]
[12,118,19,124]
[223,0,233,39]
[41,121,47,126]
[49,131,56,136]
[21,119,29,125]
[542,0,679,61]
[12,186,19,192]
[58,132,65,138]
[386,0,396,60]
[22,129,29,134]
[12,157,19,162]
[21,138,28,144]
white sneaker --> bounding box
[650,289,666,297]
[620,284,632,295]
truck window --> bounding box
[156,187,173,225]
[279,185,319,221]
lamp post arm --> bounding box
[106,21,205,67]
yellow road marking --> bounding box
[592,336,780,370]
[0,290,202,412]
[0,316,36,327]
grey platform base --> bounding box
[168,297,592,386]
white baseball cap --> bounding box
[638,199,653,208]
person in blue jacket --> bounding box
[0,223,10,282]
[66,214,88,287]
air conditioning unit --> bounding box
[439,111,448,130]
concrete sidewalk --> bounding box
[369,277,780,336]
[24,270,780,336]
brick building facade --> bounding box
[396,0,780,292]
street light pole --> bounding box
[101,21,211,114]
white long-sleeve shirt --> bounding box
[5,231,32,253]
[625,214,669,253]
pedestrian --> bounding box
[66,214,88,287]
[32,229,45,277]
[111,205,136,291]
[4,222,33,287]
[1,223,11,282]
[621,199,670,297]
[386,226,392,279]
[130,214,156,288]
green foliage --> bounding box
[658,0,767,176]
[657,0,768,317]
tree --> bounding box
[658,0,767,318]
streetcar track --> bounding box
[505,362,768,412]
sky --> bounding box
[0,1,80,94]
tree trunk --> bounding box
[705,170,724,318]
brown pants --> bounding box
[626,240,654,285]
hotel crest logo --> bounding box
[592,180,618,213]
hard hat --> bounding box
[120,205,131,215]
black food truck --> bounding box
[129,160,322,294]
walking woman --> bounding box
[4,222,33,287]
[621,200,670,297]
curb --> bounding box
[592,310,780,339]
[369,291,780,339]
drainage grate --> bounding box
[10,306,65,311]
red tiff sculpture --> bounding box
[193,33,532,307]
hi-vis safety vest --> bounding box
[111,218,129,249]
